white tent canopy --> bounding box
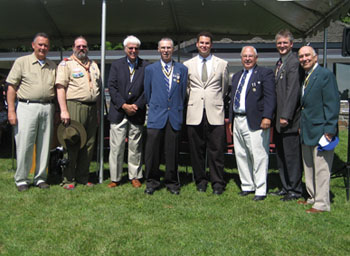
[1,0,350,48]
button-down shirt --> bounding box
[6,53,56,100]
[234,67,254,113]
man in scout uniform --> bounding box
[56,36,101,189]
[6,32,56,191]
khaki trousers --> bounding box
[63,101,97,184]
[302,144,333,212]
[109,117,143,182]
[14,102,54,186]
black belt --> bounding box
[234,112,246,116]
[68,100,96,106]
[18,98,54,104]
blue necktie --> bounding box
[234,70,248,110]
[164,65,170,94]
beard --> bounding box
[74,50,88,61]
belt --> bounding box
[18,98,54,104]
[68,100,96,106]
[234,112,246,116]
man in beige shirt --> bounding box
[6,32,56,192]
[56,36,100,189]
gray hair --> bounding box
[158,37,174,48]
[123,35,141,47]
[275,29,294,42]
[241,46,258,56]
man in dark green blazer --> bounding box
[298,46,340,213]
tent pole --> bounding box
[323,26,328,68]
[177,39,180,63]
[99,0,107,184]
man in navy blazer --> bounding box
[297,46,339,213]
[229,46,276,201]
[108,35,149,188]
[143,38,188,195]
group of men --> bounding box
[7,33,100,191]
[7,30,340,213]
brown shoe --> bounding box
[306,208,325,214]
[108,181,119,188]
[131,179,141,188]
[297,200,309,205]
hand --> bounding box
[280,118,289,128]
[122,104,137,116]
[60,110,70,126]
[325,133,334,142]
[260,118,271,130]
[228,123,233,136]
[8,110,17,126]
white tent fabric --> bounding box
[1,0,350,48]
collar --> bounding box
[280,50,292,63]
[306,63,318,75]
[127,57,138,67]
[198,54,212,62]
[161,59,173,69]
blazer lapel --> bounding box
[204,56,217,88]
[131,57,142,85]
[169,62,179,98]
[245,67,258,96]
[301,66,319,104]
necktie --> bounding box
[275,58,282,76]
[202,59,208,83]
[164,64,170,94]
[234,70,248,110]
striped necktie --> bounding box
[234,70,248,110]
[164,64,170,94]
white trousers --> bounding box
[233,116,270,196]
[302,144,333,212]
[109,117,143,182]
[14,102,54,186]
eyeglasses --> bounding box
[127,47,139,50]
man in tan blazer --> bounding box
[184,31,229,195]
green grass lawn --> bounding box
[0,131,350,256]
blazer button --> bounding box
[128,92,132,95]
[168,107,170,110]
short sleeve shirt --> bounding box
[55,58,101,102]
[6,53,56,100]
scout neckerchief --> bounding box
[71,54,92,90]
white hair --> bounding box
[123,35,141,47]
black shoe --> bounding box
[197,186,207,193]
[253,195,266,201]
[37,182,50,189]
[213,189,224,195]
[239,191,254,196]
[269,190,287,196]
[144,187,155,195]
[167,188,180,195]
[280,193,301,201]
[17,184,29,192]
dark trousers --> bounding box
[275,131,303,196]
[145,121,180,191]
[187,112,226,190]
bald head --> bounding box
[298,46,318,72]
